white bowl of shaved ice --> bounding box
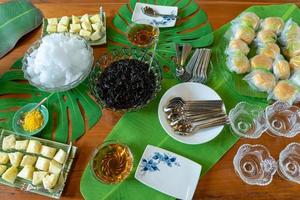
[23,33,93,92]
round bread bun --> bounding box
[261,17,284,34]
[228,39,250,55]
[251,54,273,70]
[252,70,276,92]
[256,29,277,44]
[290,55,300,71]
[273,81,297,102]
[258,43,280,59]
[240,12,260,30]
[273,59,290,80]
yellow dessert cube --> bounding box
[27,140,42,154]
[53,149,67,164]
[15,140,29,151]
[70,24,81,33]
[35,157,50,171]
[72,15,80,24]
[81,21,92,31]
[32,171,48,186]
[8,152,23,166]
[79,29,91,40]
[18,165,35,181]
[0,165,7,175]
[91,22,103,32]
[90,14,101,24]
[59,16,69,26]
[49,160,62,174]
[43,173,59,190]
[90,31,102,41]
[0,151,9,164]
[2,134,16,150]
[80,14,90,23]
[47,18,58,25]
[57,24,68,33]
[2,166,18,184]
[46,24,57,33]
[20,155,37,167]
[40,145,57,159]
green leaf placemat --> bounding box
[80,3,300,200]
[0,58,102,143]
[0,0,43,58]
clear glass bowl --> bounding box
[89,48,162,112]
[229,102,267,139]
[265,101,300,138]
[278,142,300,184]
[90,140,133,184]
[22,33,94,93]
[233,144,277,186]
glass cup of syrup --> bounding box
[127,19,160,49]
[90,140,133,184]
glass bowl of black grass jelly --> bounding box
[90,48,162,112]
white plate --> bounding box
[135,145,201,200]
[132,2,178,28]
[158,82,226,145]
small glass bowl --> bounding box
[22,33,93,93]
[278,142,300,184]
[229,102,267,139]
[233,144,277,186]
[12,103,49,136]
[89,48,162,112]
[265,101,300,138]
[90,140,133,184]
[127,19,160,48]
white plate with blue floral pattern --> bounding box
[132,2,178,28]
[135,145,202,200]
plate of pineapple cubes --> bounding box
[0,129,77,199]
[42,7,106,46]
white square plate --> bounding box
[135,145,202,199]
[132,2,178,28]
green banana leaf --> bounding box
[0,0,43,58]
[0,58,102,143]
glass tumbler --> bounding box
[90,140,133,184]
[233,144,277,186]
[265,101,300,138]
[278,142,300,184]
[229,102,267,139]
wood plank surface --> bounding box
[0,0,300,200]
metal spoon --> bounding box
[142,6,178,20]
[17,97,48,125]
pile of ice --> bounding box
[26,33,92,88]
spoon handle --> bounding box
[30,97,48,112]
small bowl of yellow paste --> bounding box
[12,103,49,136]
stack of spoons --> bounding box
[164,97,229,136]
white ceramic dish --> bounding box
[158,82,226,145]
[132,2,178,28]
[135,145,201,200]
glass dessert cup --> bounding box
[278,142,300,184]
[90,140,133,184]
[233,144,277,186]
[127,19,160,49]
[265,101,300,138]
[229,102,267,139]
[89,48,162,112]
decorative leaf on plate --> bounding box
[0,0,43,58]
[107,0,214,78]
[207,3,299,107]
[0,58,102,143]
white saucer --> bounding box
[158,82,226,145]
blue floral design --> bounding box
[140,152,180,173]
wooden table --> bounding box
[1,0,300,199]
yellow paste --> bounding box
[22,110,44,132]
